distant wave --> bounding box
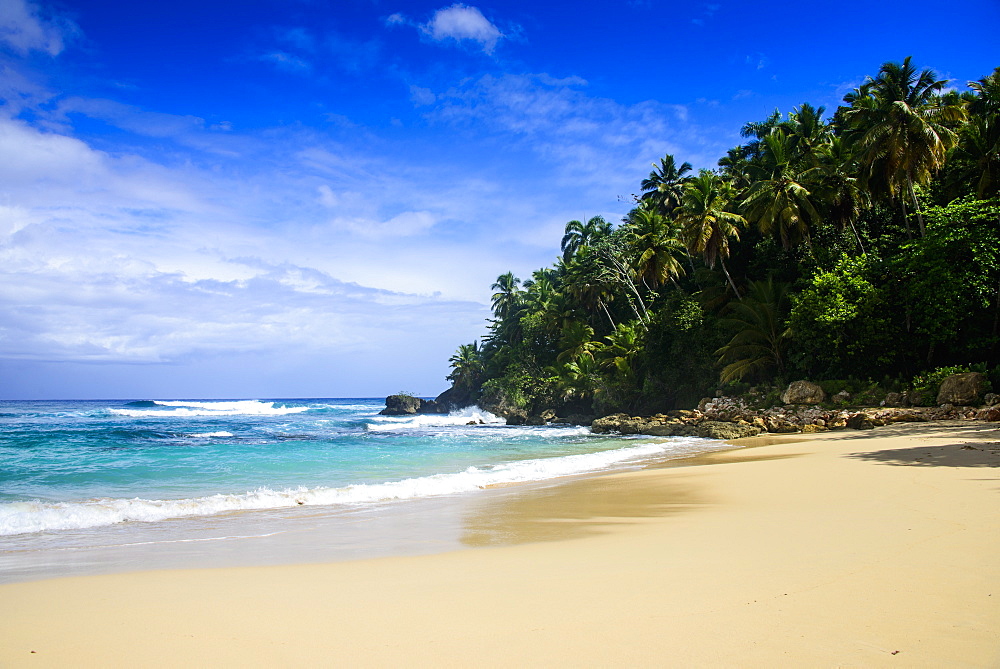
[187,431,234,438]
[110,400,309,418]
[366,406,505,431]
[0,436,725,536]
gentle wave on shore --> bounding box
[0,398,733,573]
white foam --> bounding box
[111,400,308,418]
[0,436,729,536]
[367,406,505,431]
[188,431,234,438]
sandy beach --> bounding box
[2,421,999,667]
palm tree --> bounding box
[447,342,484,390]
[810,136,870,252]
[490,272,522,322]
[561,216,612,262]
[676,170,746,297]
[841,56,966,236]
[950,67,1000,199]
[716,279,791,383]
[640,154,693,214]
[556,321,602,363]
[740,131,820,250]
[623,207,686,289]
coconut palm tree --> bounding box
[676,170,746,297]
[841,56,966,237]
[490,272,522,322]
[740,131,821,250]
[561,216,612,262]
[623,207,686,289]
[447,342,484,390]
[949,67,1000,199]
[640,154,693,215]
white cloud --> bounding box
[259,50,311,72]
[410,85,436,106]
[0,0,74,56]
[420,4,503,54]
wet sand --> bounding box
[2,421,999,667]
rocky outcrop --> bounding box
[379,394,447,416]
[781,380,826,405]
[433,385,475,412]
[936,372,988,406]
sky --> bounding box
[0,0,998,399]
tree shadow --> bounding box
[848,442,1000,467]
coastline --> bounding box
[2,421,999,666]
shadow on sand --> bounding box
[844,421,1000,467]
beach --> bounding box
[2,420,999,667]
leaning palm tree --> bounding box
[676,170,746,297]
[560,215,612,261]
[640,154,693,215]
[841,56,966,237]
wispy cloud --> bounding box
[0,0,76,56]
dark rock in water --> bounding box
[846,413,875,430]
[524,415,546,426]
[936,372,988,406]
[565,413,596,426]
[434,385,475,412]
[693,421,761,440]
[781,381,826,405]
[380,395,449,416]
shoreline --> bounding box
[2,421,999,666]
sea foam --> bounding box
[110,399,309,418]
[0,436,723,536]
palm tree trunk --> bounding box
[600,299,616,332]
[848,219,866,254]
[906,174,925,237]
[900,197,913,240]
[719,256,741,299]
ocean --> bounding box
[0,398,729,582]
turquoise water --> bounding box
[0,398,727,579]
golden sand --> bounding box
[2,421,999,667]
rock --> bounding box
[693,421,761,440]
[434,385,474,412]
[565,413,596,426]
[380,394,423,415]
[936,372,988,406]
[800,424,825,433]
[781,381,826,405]
[832,390,852,404]
[846,413,875,430]
[524,416,546,426]
[590,414,630,434]
[984,393,999,407]
[977,407,1000,421]
[883,392,908,408]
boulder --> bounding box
[380,394,423,415]
[524,415,546,426]
[693,421,761,440]
[936,372,988,406]
[434,385,474,412]
[984,393,999,407]
[781,381,826,405]
[832,390,852,404]
[846,413,875,430]
[883,392,908,408]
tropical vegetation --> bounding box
[446,59,1000,416]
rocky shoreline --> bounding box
[382,373,1000,439]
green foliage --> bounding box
[447,60,1000,416]
[910,365,972,404]
[787,254,898,378]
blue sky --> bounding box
[1,0,997,399]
